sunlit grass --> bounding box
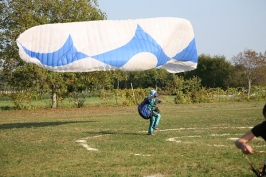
[0,101,265,176]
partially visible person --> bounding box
[235,104,266,154]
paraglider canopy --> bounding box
[16,17,198,73]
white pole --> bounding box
[131,82,136,104]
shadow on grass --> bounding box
[0,106,16,110]
[0,120,97,130]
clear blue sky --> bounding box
[97,0,266,61]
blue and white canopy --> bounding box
[16,17,198,73]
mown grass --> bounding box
[1,101,266,176]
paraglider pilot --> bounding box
[137,90,162,135]
[147,90,162,135]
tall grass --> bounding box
[0,101,266,176]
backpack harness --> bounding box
[138,97,152,119]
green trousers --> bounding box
[148,111,161,134]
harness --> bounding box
[137,95,161,119]
[138,97,152,119]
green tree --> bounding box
[227,64,246,88]
[129,70,157,88]
[109,70,128,89]
[181,54,233,89]
[0,0,106,108]
[127,68,171,89]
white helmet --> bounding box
[150,90,159,97]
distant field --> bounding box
[0,95,114,110]
[1,101,266,176]
[0,95,177,110]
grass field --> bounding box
[1,101,266,177]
